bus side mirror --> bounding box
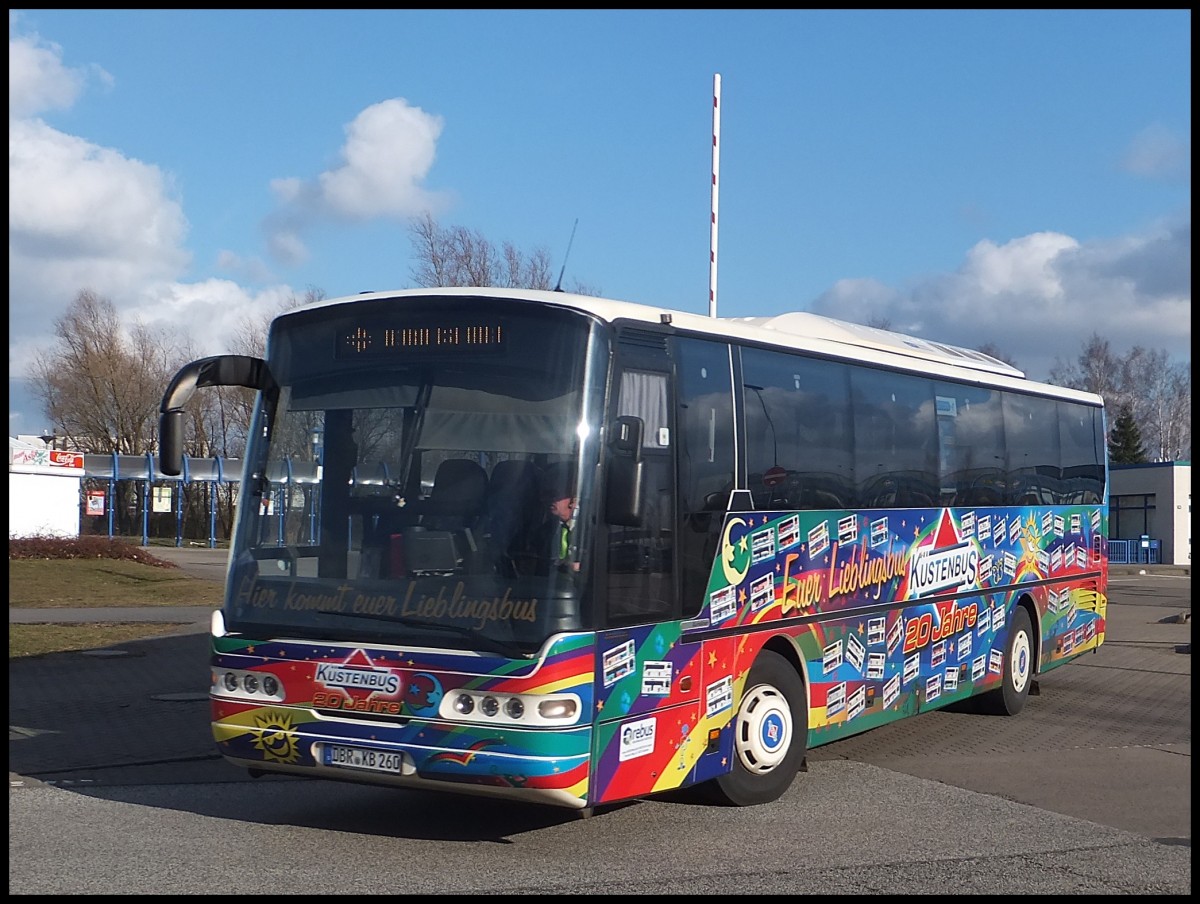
[160,409,185,477]
[606,415,644,527]
[157,354,274,476]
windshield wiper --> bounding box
[314,607,528,659]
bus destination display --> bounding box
[336,322,505,358]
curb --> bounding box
[1108,565,1190,576]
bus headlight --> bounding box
[537,697,578,720]
[439,690,582,726]
[212,668,286,702]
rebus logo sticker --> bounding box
[619,716,656,761]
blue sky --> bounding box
[8,9,1191,438]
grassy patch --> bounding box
[10,558,225,608]
[9,536,223,657]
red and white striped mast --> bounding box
[709,73,721,319]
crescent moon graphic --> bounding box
[721,516,749,586]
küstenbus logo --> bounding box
[315,652,401,696]
[908,510,980,598]
[909,541,978,598]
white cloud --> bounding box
[125,279,299,355]
[215,249,275,285]
[320,98,445,218]
[262,97,451,263]
[9,119,191,309]
[7,24,91,119]
[961,232,1079,299]
[8,27,190,363]
[266,229,310,267]
[7,24,453,437]
[1121,123,1190,182]
[809,219,1191,381]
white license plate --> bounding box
[323,744,405,774]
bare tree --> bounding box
[1133,355,1191,461]
[407,211,596,294]
[1050,334,1191,462]
[193,286,327,458]
[27,291,187,539]
[975,341,1020,369]
[225,286,325,361]
[162,287,324,540]
[1050,334,1126,407]
[1161,365,1192,461]
[29,290,179,454]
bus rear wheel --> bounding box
[979,605,1034,716]
[706,650,805,806]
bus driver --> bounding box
[537,461,580,575]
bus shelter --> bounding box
[81,452,242,548]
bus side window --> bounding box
[852,369,937,508]
[741,347,853,511]
[674,338,735,617]
[607,366,674,624]
[1003,393,1062,505]
[935,384,1005,506]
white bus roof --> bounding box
[292,287,1103,407]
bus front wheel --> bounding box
[706,650,806,806]
[979,605,1034,716]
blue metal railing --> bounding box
[1108,538,1161,565]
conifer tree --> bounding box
[1108,404,1148,464]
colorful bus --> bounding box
[158,287,1108,811]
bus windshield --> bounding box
[224,298,608,656]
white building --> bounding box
[1109,461,1191,566]
[8,436,83,538]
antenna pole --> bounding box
[709,73,721,318]
[553,218,579,292]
